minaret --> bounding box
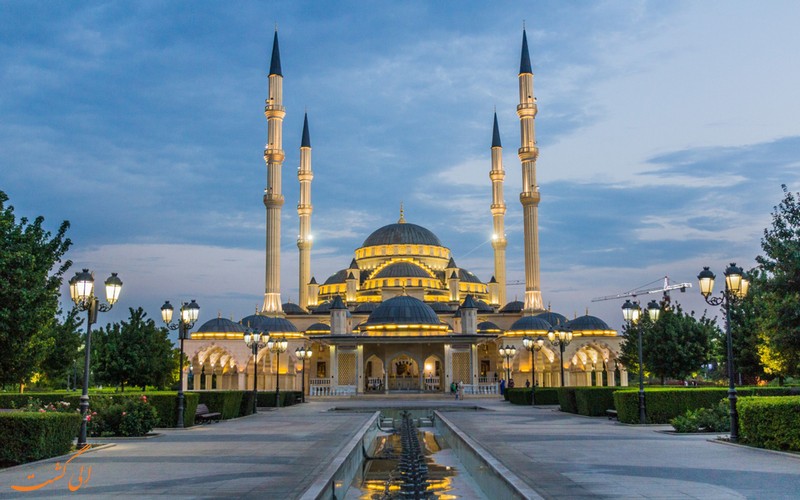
[517,28,544,313]
[490,112,508,307]
[297,113,313,310]
[262,29,286,315]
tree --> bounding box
[755,185,800,379]
[92,307,177,391]
[620,304,718,384]
[39,309,84,388]
[728,268,769,384]
[0,191,72,388]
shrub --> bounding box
[670,400,730,432]
[532,388,559,405]
[739,396,800,451]
[614,387,796,424]
[574,387,619,416]
[256,391,302,407]
[507,388,532,405]
[557,388,578,414]
[0,412,81,465]
[87,395,159,437]
[145,392,199,428]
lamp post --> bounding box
[522,336,545,404]
[498,344,517,386]
[698,263,749,442]
[547,327,573,387]
[267,336,288,407]
[160,300,200,428]
[244,329,268,414]
[622,299,661,425]
[69,269,122,448]
[295,345,313,403]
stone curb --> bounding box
[0,444,116,474]
[709,437,800,460]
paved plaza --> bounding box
[1,397,799,499]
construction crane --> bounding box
[591,276,692,306]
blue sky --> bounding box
[2,1,799,335]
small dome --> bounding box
[499,300,524,313]
[195,317,247,334]
[374,262,431,279]
[240,314,298,333]
[364,295,441,327]
[354,302,380,313]
[313,301,332,314]
[474,299,494,313]
[323,269,348,285]
[362,222,443,247]
[282,302,308,315]
[534,311,568,327]
[305,322,331,333]
[477,321,503,334]
[508,315,553,333]
[427,302,455,313]
[458,268,483,284]
[565,315,614,333]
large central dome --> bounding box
[362,222,443,248]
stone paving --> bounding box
[1,396,799,499]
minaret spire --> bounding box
[262,29,286,315]
[517,28,544,313]
[398,202,406,223]
[490,111,507,307]
[297,112,313,311]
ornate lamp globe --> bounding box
[697,267,716,298]
[724,263,744,295]
[622,299,640,323]
[104,273,123,305]
[183,299,200,323]
[71,269,95,304]
[647,300,661,322]
[161,301,175,324]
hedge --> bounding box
[256,391,302,407]
[574,387,619,416]
[533,388,559,405]
[0,412,81,465]
[739,396,800,451]
[507,388,531,405]
[0,392,199,428]
[557,387,578,414]
[613,387,797,424]
[195,391,244,419]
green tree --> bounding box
[728,269,769,384]
[0,191,72,388]
[92,307,177,391]
[39,308,84,388]
[620,303,718,384]
[754,185,800,379]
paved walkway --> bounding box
[1,397,799,499]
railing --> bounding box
[424,376,440,391]
[309,384,356,397]
[463,383,498,395]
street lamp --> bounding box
[295,345,313,403]
[621,299,661,425]
[69,269,122,447]
[267,336,288,407]
[161,300,200,428]
[547,327,573,387]
[698,263,749,442]
[244,328,269,414]
[498,344,517,387]
[522,336,545,404]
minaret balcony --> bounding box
[516,102,538,117]
[519,191,541,205]
[489,171,506,181]
[263,192,285,207]
[263,149,286,162]
[264,105,286,119]
[517,146,539,161]
[490,204,507,215]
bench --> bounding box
[606,409,618,420]
[195,404,221,423]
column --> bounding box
[357,345,364,394]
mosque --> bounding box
[183,29,629,396]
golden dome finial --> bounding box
[398,202,406,223]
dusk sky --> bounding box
[2,1,799,337]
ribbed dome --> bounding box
[364,295,441,327]
[305,322,331,333]
[323,269,348,285]
[508,315,553,332]
[354,302,381,313]
[240,314,298,333]
[362,222,443,247]
[428,302,455,313]
[313,301,331,313]
[374,262,431,279]
[195,317,247,334]
[499,300,524,313]
[282,302,308,315]
[458,268,483,284]
[477,321,503,334]
[565,315,613,332]
[534,311,568,327]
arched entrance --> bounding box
[365,354,386,392]
[388,354,419,391]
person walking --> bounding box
[499,378,506,395]
[458,380,464,400]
